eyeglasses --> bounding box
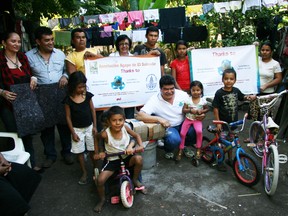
[119,43,129,47]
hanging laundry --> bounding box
[162,28,181,43]
[131,29,147,42]
[158,7,186,29]
[262,0,278,7]
[71,17,81,26]
[214,2,230,13]
[83,15,99,24]
[143,9,159,21]
[186,5,203,17]
[100,25,113,38]
[114,11,128,24]
[99,14,115,24]
[203,3,214,14]
[128,11,144,28]
[59,18,72,28]
[183,26,208,42]
[242,0,261,14]
[229,1,242,11]
[48,19,59,29]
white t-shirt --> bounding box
[185,97,207,120]
[140,89,190,127]
[259,57,282,93]
[109,51,133,56]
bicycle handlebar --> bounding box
[257,89,288,108]
[212,113,248,133]
[104,148,144,158]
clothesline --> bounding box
[48,0,288,29]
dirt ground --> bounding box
[28,110,288,216]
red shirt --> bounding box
[170,56,191,91]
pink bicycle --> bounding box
[249,89,288,195]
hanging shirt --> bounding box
[242,0,261,14]
[143,9,159,21]
[128,11,144,28]
[214,2,230,13]
[186,5,203,17]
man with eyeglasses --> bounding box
[136,75,204,160]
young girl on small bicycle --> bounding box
[63,71,97,185]
[176,81,209,161]
[94,106,145,213]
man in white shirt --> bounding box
[136,75,205,159]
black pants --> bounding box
[0,163,41,216]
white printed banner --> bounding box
[189,45,259,97]
[85,56,161,108]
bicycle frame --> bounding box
[255,89,288,172]
[204,114,248,169]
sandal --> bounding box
[183,147,194,158]
[78,175,88,185]
[196,149,201,160]
[175,149,183,161]
[134,180,148,194]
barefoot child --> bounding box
[63,71,97,184]
[94,106,145,212]
[176,81,209,161]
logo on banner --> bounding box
[146,74,157,90]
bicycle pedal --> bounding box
[247,143,256,148]
[111,196,120,204]
[278,154,288,164]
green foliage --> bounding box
[152,0,167,9]
[139,0,152,10]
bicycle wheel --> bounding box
[264,144,279,196]
[233,152,261,187]
[120,180,134,208]
[201,136,214,163]
[249,121,265,158]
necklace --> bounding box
[5,54,19,68]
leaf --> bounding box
[139,0,152,10]
[152,0,167,9]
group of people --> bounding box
[0,23,287,215]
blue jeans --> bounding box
[163,124,196,153]
[41,124,71,161]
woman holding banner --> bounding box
[109,34,135,119]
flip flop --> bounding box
[183,147,194,158]
[135,185,148,194]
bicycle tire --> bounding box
[264,144,279,196]
[120,180,134,208]
[249,121,265,158]
[233,152,261,187]
[201,136,214,163]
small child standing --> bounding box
[212,68,254,170]
[176,81,209,161]
[63,71,97,185]
[170,40,191,92]
[94,106,145,213]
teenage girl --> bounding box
[94,106,145,213]
[64,71,97,185]
[176,81,209,161]
[170,40,191,92]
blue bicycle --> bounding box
[201,114,261,187]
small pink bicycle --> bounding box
[94,149,144,208]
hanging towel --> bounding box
[128,11,144,28]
